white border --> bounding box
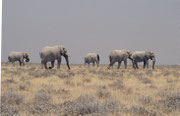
[0,0,2,96]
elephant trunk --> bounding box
[25,57,30,62]
[64,54,70,70]
[129,56,135,69]
[152,58,156,69]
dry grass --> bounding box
[1,63,180,115]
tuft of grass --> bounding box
[1,103,20,116]
[1,92,24,105]
[139,96,153,105]
[96,88,111,99]
[129,106,153,116]
[137,76,152,84]
[62,94,120,115]
[34,91,52,104]
[4,78,16,84]
[29,91,52,114]
[159,93,180,112]
[109,80,125,90]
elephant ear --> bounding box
[150,52,154,55]
[127,51,132,56]
[150,52,155,57]
[23,53,27,57]
[147,51,152,55]
[63,47,67,54]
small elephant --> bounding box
[107,50,133,69]
[84,53,100,67]
[6,51,30,66]
[132,51,156,69]
[40,45,70,69]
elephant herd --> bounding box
[6,45,156,70]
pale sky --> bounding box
[2,0,180,65]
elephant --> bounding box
[40,45,70,69]
[132,51,156,69]
[6,51,30,66]
[107,50,133,69]
[84,53,100,67]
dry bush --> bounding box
[19,85,26,91]
[62,94,120,115]
[145,70,153,77]
[97,70,118,78]
[8,70,22,76]
[101,99,120,114]
[96,88,111,99]
[128,106,156,116]
[29,91,53,114]
[89,69,97,74]
[3,78,16,84]
[159,93,180,112]
[71,95,100,115]
[139,96,153,105]
[1,103,20,116]
[162,70,171,77]
[139,77,152,84]
[172,71,180,78]
[1,92,23,115]
[34,91,52,104]
[64,79,74,86]
[57,73,70,78]
[109,80,125,90]
[28,69,56,78]
[82,78,91,83]
[129,71,143,78]
[1,92,24,105]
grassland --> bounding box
[1,63,180,116]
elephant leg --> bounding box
[117,61,122,69]
[6,61,10,65]
[57,57,62,69]
[132,61,136,69]
[41,60,44,69]
[49,61,55,69]
[108,61,115,69]
[135,62,139,69]
[143,61,146,69]
[44,62,48,69]
[88,63,90,67]
[93,61,95,66]
[124,60,127,69]
[96,61,99,67]
[107,63,111,69]
[12,61,15,66]
[19,61,22,66]
[20,58,24,66]
[146,60,149,68]
[22,61,25,66]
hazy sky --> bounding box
[2,0,180,65]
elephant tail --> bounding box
[97,54,100,62]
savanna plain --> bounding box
[1,63,180,116]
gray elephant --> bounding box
[6,51,30,66]
[84,53,100,67]
[132,51,156,69]
[40,45,70,69]
[107,50,133,69]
